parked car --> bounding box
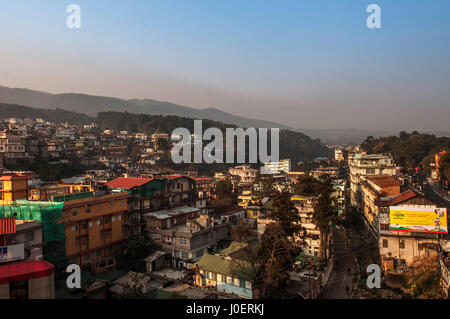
[299,271,319,280]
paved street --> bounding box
[423,180,450,209]
[319,227,354,299]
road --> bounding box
[423,181,450,209]
[319,227,354,299]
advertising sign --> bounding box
[0,243,25,263]
[389,206,448,233]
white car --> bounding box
[299,271,319,280]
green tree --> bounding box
[312,176,336,261]
[215,179,233,199]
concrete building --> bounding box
[145,208,228,268]
[372,190,440,270]
[0,260,55,299]
[0,173,30,204]
[349,153,397,208]
[228,165,257,184]
[262,159,291,174]
[193,241,260,299]
[61,192,130,272]
[359,175,401,237]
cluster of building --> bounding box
[348,151,450,297]
[0,118,170,175]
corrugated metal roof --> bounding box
[106,177,152,189]
[0,217,16,235]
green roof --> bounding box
[194,254,257,280]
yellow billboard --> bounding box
[389,206,448,234]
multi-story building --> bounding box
[29,184,70,201]
[334,148,345,162]
[375,190,441,271]
[151,133,169,144]
[359,175,401,237]
[262,159,291,174]
[0,173,30,204]
[193,241,260,299]
[349,153,397,208]
[106,176,195,236]
[0,217,54,299]
[0,130,28,163]
[0,260,55,299]
[190,176,214,199]
[228,165,257,184]
[61,192,130,273]
[145,208,228,268]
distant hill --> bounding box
[0,103,94,125]
[1,86,449,146]
[302,128,450,145]
[0,85,292,130]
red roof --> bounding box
[190,177,213,182]
[375,189,418,207]
[0,217,16,235]
[106,177,152,189]
[0,260,54,284]
[158,175,183,180]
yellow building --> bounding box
[0,173,29,204]
[61,192,130,273]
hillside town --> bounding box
[0,117,449,299]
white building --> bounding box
[262,159,291,174]
[349,153,397,208]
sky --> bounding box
[0,0,449,131]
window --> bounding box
[109,201,114,209]
[83,254,90,262]
[119,200,125,208]
[25,231,34,242]
[380,224,390,231]
[382,239,388,248]
[418,243,423,250]
[71,225,78,232]
[104,217,110,224]
[233,278,240,286]
[81,223,87,230]
[245,281,252,289]
[97,220,102,226]
[179,238,187,246]
[10,280,28,299]
[181,251,189,259]
[96,250,102,257]
[226,276,233,284]
[98,204,103,211]
[196,249,203,258]
[100,229,111,240]
[118,215,122,221]
[82,237,88,245]
[217,274,223,283]
[239,280,245,288]
[72,209,78,217]
[399,240,405,249]
[86,205,91,214]
[112,216,115,222]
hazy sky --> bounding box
[0,0,449,131]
